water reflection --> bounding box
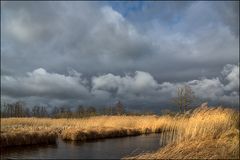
[1,143,58,159]
[1,134,162,159]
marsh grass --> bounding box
[1,115,173,146]
[1,106,239,159]
[126,106,239,159]
[1,129,57,147]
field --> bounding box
[1,115,173,146]
[1,105,239,159]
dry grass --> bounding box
[1,105,239,159]
[1,115,173,146]
[60,115,175,140]
[1,128,57,147]
[125,106,239,159]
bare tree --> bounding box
[115,100,125,115]
[172,85,195,113]
[75,105,85,117]
[51,106,60,118]
[101,106,113,115]
[32,105,41,117]
[24,107,31,117]
[40,106,48,117]
[86,106,96,116]
[59,106,72,118]
[2,101,30,117]
[14,101,25,117]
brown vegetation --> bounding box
[125,106,239,159]
[1,105,239,159]
[1,115,173,146]
[1,128,57,147]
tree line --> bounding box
[1,100,154,118]
[1,85,197,118]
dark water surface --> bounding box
[1,134,162,159]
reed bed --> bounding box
[1,105,239,159]
[126,106,239,159]
[1,115,173,146]
[1,128,57,147]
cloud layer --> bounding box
[2,64,239,109]
[1,1,239,109]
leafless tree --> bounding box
[86,106,96,116]
[172,85,195,113]
[2,101,27,117]
[115,100,125,115]
[75,105,85,117]
[32,105,48,117]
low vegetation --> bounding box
[1,104,239,159]
[1,129,57,147]
[1,115,173,146]
[125,105,239,159]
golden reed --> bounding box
[125,106,239,159]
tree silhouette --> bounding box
[115,100,125,115]
[172,85,195,113]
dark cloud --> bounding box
[1,1,239,109]
[213,1,239,37]
[2,64,239,109]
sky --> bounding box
[1,1,239,111]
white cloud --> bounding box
[92,64,239,105]
[221,64,239,91]
[1,64,239,107]
[92,71,159,100]
[101,6,125,26]
[2,68,90,99]
[187,78,224,100]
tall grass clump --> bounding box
[1,128,57,147]
[126,105,239,159]
[60,115,174,141]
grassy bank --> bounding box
[1,115,173,147]
[1,129,57,147]
[125,106,239,159]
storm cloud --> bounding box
[2,64,239,109]
[1,1,239,109]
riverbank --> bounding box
[1,114,173,147]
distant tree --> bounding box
[9,103,14,117]
[98,107,106,115]
[86,106,97,116]
[2,101,28,117]
[14,101,24,117]
[100,106,113,115]
[172,85,195,113]
[2,101,25,117]
[51,106,60,118]
[115,100,125,115]
[40,106,48,117]
[1,103,8,117]
[59,106,72,118]
[161,109,175,116]
[24,107,31,117]
[109,106,114,115]
[75,105,85,117]
[32,105,41,117]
